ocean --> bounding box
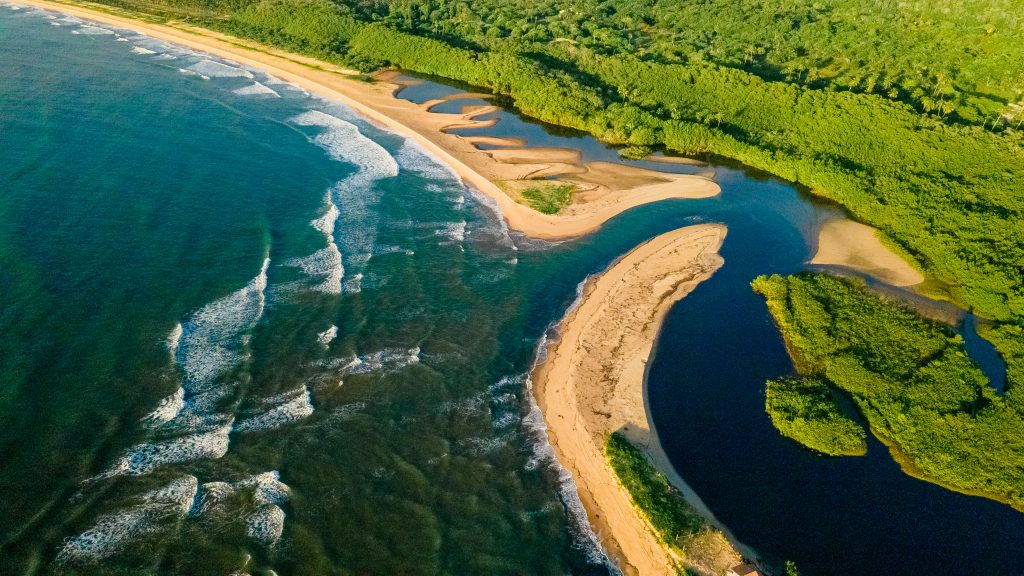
[1,4,1022,575]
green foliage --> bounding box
[783,560,801,576]
[618,145,652,160]
[519,184,575,215]
[229,0,360,59]
[753,273,1024,509]
[765,377,866,456]
[86,0,1024,331]
[604,433,706,552]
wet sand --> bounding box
[532,224,743,575]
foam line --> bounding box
[317,325,338,346]
[289,110,398,177]
[233,82,279,97]
[234,388,314,433]
[56,476,198,565]
[188,59,253,78]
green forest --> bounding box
[764,377,866,457]
[93,0,1024,334]
[753,273,1024,509]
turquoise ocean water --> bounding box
[2,4,1023,575]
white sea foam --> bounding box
[76,25,114,35]
[166,322,183,357]
[289,110,398,177]
[395,140,459,181]
[435,221,466,244]
[374,245,415,257]
[192,472,289,547]
[178,258,269,392]
[188,59,253,78]
[337,347,420,376]
[246,505,285,546]
[178,68,209,80]
[56,476,198,565]
[317,325,338,346]
[342,273,363,293]
[131,46,156,55]
[516,329,618,569]
[286,245,343,294]
[311,192,340,238]
[101,425,232,477]
[140,387,185,428]
[234,388,313,433]
[233,82,279,97]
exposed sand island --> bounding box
[811,219,924,287]
[532,224,744,575]
[20,0,719,240]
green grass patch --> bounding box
[753,273,1024,509]
[519,184,575,215]
[765,377,867,456]
[605,433,705,551]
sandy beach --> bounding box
[532,224,743,576]
[811,219,924,287]
[18,0,719,240]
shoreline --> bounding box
[531,224,745,575]
[809,219,924,287]
[16,0,719,240]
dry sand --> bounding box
[18,0,719,240]
[532,224,743,576]
[811,219,924,287]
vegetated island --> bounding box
[18,0,720,241]
[532,224,751,576]
[753,272,1024,510]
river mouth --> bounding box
[0,6,1018,574]
[394,72,1022,575]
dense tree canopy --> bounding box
[753,273,1024,509]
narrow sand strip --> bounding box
[532,224,743,576]
[18,0,719,240]
[811,219,924,287]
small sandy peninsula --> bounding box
[811,219,924,287]
[19,0,719,240]
[532,224,743,576]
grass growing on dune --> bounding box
[605,433,705,556]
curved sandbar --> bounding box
[19,0,720,240]
[532,224,742,575]
[811,219,924,287]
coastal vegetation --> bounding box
[764,377,866,457]
[518,183,574,215]
[85,0,1024,505]
[604,433,708,573]
[753,273,1024,509]
[94,0,1024,342]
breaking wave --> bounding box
[317,325,338,346]
[289,110,398,177]
[57,476,198,565]
[234,387,314,433]
[233,82,279,97]
[188,59,253,79]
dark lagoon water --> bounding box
[0,5,1020,575]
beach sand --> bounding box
[532,224,743,576]
[811,219,924,287]
[19,0,719,240]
